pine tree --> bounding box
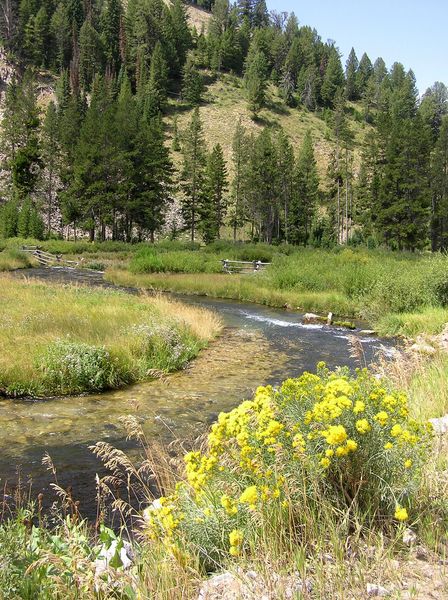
[248,128,278,242]
[79,19,103,90]
[275,129,294,242]
[230,118,247,240]
[430,115,448,250]
[100,0,122,73]
[356,52,373,97]
[320,47,344,108]
[169,0,192,69]
[181,107,207,242]
[40,101,62,234]
[1,72,41,202]
[145,41,168,118]
[51,3,71,70]
[244,46,267,117]
[345,47,359,101]
[289,130,319,244]
[182,52,204,104]
[0,199,20,238]
[201,143,228,243]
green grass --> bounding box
[0,275,221,397]
[106,245,448,337]
[0,247,31,271]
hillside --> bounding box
[0,0,446,251]
[166,72,368,185]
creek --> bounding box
[1,268,395,517]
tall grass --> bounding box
[0,275,221,397]
[114,246,448,336]
[0,248,31,271]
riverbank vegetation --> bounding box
[105,244,448,337]
[0,365,446,599]
[0,275,221,397]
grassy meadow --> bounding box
[0,275,221,397]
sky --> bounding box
[266,0,447,95]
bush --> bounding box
[128,322,198,374]
[40,340,127,394]
[130,249,222,274]
[144,366,432,568]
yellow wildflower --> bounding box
[353,401,365,414]
[391,424,402,437]
[384,442,393,450]
[346,439,358,452]
[239,485,258,509]
[220,495,238,515]
[229,529,244,547]
[323,424,348,445]
[404,459,412,469]
[320,457,331,468]
[374,411,389,426]
[394,506,409,521]
[356,419,371,434]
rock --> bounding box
[403,528,417,546]
[367,583,391,597]
[409,342,437,355]
[359,330,376,336]
[303,312,321,324]
[197,570,312,600]
[429,414,448,434]
[327,312,334,326]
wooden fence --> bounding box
[221,259,271,274]
[21,246,82,268]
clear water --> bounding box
[1,269,394,516]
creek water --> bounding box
[1,268,395,517]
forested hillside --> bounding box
[0,0,447,250]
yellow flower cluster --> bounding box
[143,365,432,556]
[229,529,244,556]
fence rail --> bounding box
[21,246,82,268]
[221,259,271,274]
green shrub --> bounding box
[40,340,128,394]
[128,322,198,374]
[144,366,432,569]
[130,249,222,274]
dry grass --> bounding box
[167,73,370,186]
[0,274,222,396]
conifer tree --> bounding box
[320,47,345,108]
[230,119,247,240]
[145,41,168,118]
[0,200,20,238]
[201,143,228,243]
[275,128,294,242]
[40,101,61,234]
[289,130,319,245]
[79,19,103,90]
[244,46,267,117]
[182,52,204,104]
[345,47,359,101]
[181,107,207,242]
[430,115,448,250]
[100,0,122,73]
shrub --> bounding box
[128,322,198,374]
[40,340,127,394]
[144,366,432,568]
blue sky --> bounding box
[266,0,447,95]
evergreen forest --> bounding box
[0,0,447,251]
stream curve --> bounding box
[1,268,395,517]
